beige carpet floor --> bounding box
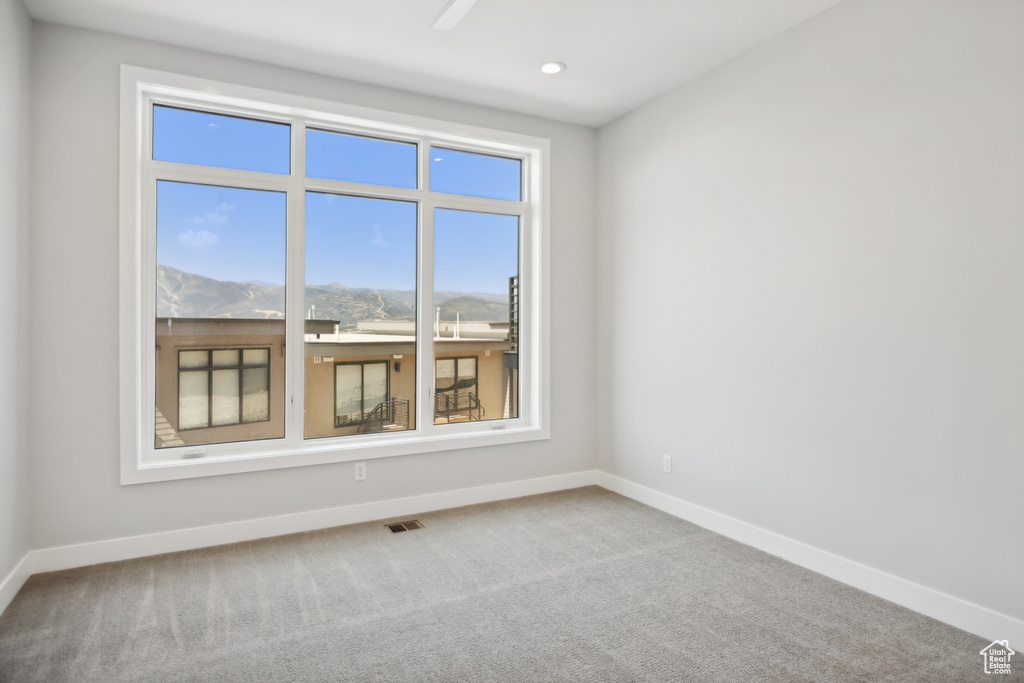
[0,486,1007,682]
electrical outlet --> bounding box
[662,455,672,474]
[354,462,366,481]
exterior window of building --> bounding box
[434,357,479,423]
[335,361,389,426]
[178,349,271,430]
[122,67,549,483]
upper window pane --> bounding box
[212,350,239,367]
[429,147,521,201]
[306,130,416,189]
[243,349,269,366]
[153,105,291,175]
[179,350,209,369]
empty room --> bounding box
[1,0,1021,680]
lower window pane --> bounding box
[304,193,416,438]
[155,181,285,448]
[242,368,269,422]
[211,369,240,426]
[458,358,477,387]
[178,370,209,430]
[335,364,363,425]
[435,359,455,392]
[362,362,388,414]
[433,209,519,425]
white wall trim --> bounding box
[595,472,1024,647]
[28,471,596,576]
[0,553,33,617]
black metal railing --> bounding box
[434,391,483,423]
[356,398,410,433]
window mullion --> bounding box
[148,161,293,193]
[284,120,307,447]
[140,164,159,459]
[415,141,432,437]
[303,177,426,204]
[429,194,526,217]
[417,195,436,437]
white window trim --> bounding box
[119,65,550,485]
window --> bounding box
[178,349,271,431]
[335,361,389,427]
[434,357,479,423]
[429,147,521,200]
[120,67,549,483]
[152,106,290,174]
[307,130,416,188]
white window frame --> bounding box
[119,65,550,484]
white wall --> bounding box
[0,0,33,583]
[29,23,596,549]
[597,0,1023,624]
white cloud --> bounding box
[370,224,389,248]
[178,229,220,249]
[186,211,229,225]
[186,202,233,224]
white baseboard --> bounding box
[0,553,33,617]
[595,472,1024,648]
[29,470,597,576]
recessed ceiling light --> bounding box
[540,62,566,75]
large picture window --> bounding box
[121,67,549,483]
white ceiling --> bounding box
[23,0,844,127]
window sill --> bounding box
[122,421,549,484]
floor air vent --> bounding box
[387,520,424,533]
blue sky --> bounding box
[155,106,519,295]
[156,181,286,285]
[305,193,417,291]
[434,209,518,295]
[153,105,290,174]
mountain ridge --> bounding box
[157,265,509,326]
